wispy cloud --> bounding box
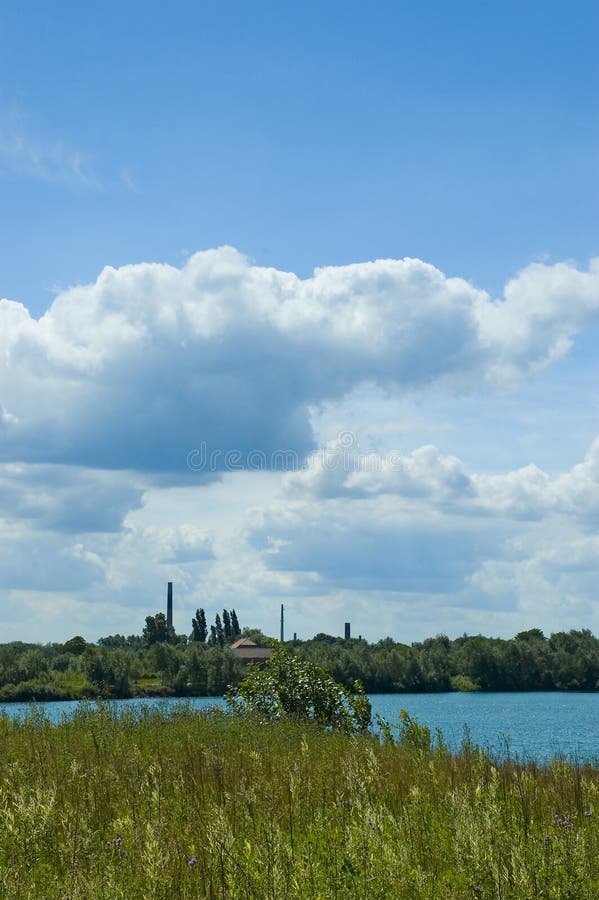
[0,122,101,191]
[118,166,139,192]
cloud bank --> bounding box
[283,436,599,524]
[2,248,599,474]
[3,247,599,640]
[243,435,599,634]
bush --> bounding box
[226,645,371,733]
[451,674,481,692]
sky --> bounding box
[1,0,599,643]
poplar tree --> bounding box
[191,608,208,643]
[215,614,225,648]
[222,609,232,641]
[230,609,241,637]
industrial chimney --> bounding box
[167,582,173,629]
[280,604,285,642]
[344,622,351,640]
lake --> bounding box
[1,691,598,764]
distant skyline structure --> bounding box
[167,582,173,629]
[280,604,284,643]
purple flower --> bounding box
[187,857,197,868]
[105,836,125,855]
[552,812,573,828]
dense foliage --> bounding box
[0,636,246,702]
[226,646,371,733]
[0,625,598,701]
[0,704,597,898]
[294,628,599,693]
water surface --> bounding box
[1,692,597,764]
[370,692,599,763]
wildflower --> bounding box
[105,836,125,855]
[187,857,197,868]
[552,813,573,828]
[584,810,592,817]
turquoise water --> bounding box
[1,692,598,764]
[370,692,599,763]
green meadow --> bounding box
[0,704,597,899]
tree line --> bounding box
[0,608,251,702]
[0,622,597,702]
[295,628,599,693]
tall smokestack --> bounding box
[280,604,284,642]
[167,582,173,629]
[344,622,351,640]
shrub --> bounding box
[226,645,371,733]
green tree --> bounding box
[143,613,175,646]
[63,636,87,656]
[149,642,183,688]
[230,609,241,637]
[205,646,241,695]
[191,608,207,643]
[182,644,208,694]
[222,609,232,641]
[215,614,224,648]
[83,648,132,697]
[515,628,545,643]
[227,646,371,733]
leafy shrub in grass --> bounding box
[226,645,372,733]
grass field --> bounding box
[0,704,597,898]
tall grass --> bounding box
[0,704,596,898]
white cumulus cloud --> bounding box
[2,249,599,475]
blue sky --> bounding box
[2,0,599,312]
[1,1,599,642]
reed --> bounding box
[0,703,596,898]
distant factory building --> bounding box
[230,637,273,663]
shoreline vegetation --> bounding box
[0,702,597,897]
[1,643,598,896]
[1,620,599,703]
